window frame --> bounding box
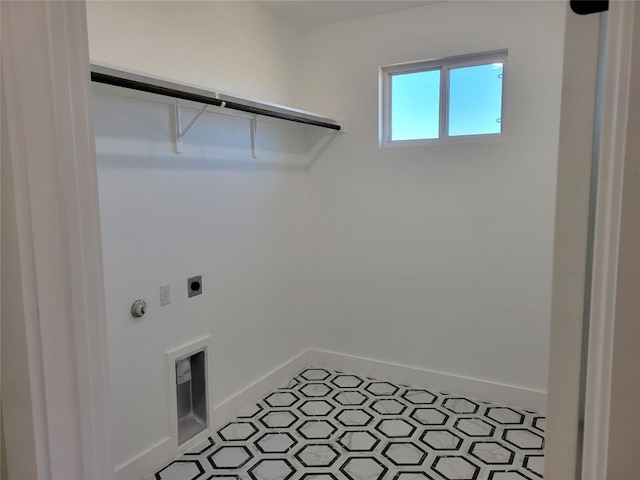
[380,49,508,147]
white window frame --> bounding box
[379,49,508,147]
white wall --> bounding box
[86,1,303,106]
[300,1,565,394]
[87,2,312,469]
[94,90,312,469]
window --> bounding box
[380,50,507,146]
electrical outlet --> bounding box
[160,284,171,306]
[188,275,202,298]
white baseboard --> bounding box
[115,349,311,480]
[209,349,311,432]
[115,347,546,479]
[307,348,546,413]
[115,436,174,480]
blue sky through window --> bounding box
[389,61,503,141]
[391,69,440,141]
[449,63,503,136]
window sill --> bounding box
[379,133,505,148]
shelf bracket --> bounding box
[250,115,258,159]
[175,99,209,153]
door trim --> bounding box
[1,1,112,478]
[582,1,638,479]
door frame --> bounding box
[581,1,639,479]
[1,1,636,479]
[1,1,112,478]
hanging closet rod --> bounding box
[90,67,342,132]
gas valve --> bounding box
[131,299,147,318]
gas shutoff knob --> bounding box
[131,299,147,318]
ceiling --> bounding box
[260,0,438,28]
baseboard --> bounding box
[114,348,312,480]
[307,348,547,413]
[115,436,174,480]
[209,349,311,432]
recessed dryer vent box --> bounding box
[176,349,207,445]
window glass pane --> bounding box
[448,63,503,137]
[391,69,440,141]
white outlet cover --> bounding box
[160,284,171,306]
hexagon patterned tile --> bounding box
[154,368,545,480]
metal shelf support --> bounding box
[175,100,209,153]
[250,115,258,159]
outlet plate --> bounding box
[160,284,171,306]
[188,275,202,298]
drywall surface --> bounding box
[88,1,313,467]
[86,1,303,106]
[301,1,565,395]
[94,90,311,467]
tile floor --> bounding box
[154,368,545,480]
